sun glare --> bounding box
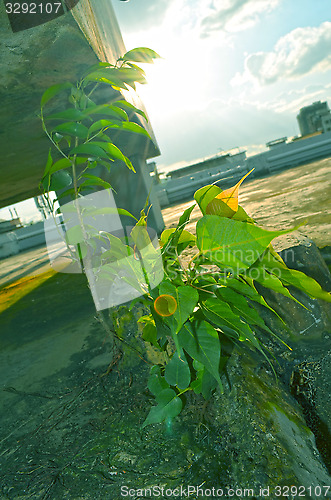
[136,40,210,118]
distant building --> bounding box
[165,149,246,180]
[155,150,248,206]
[0,218,22,234]
[266,137,287,150]
[296,101,331,136]
[246,132,331,175]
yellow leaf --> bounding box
[206,168,254,215]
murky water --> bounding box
[162,157,331,248]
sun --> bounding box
[135,44,209,119]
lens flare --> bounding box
[154,294,177,317]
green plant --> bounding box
[39,47,161,315]
[40,49,331,429]
[40,46,160,203]
[138,174,331,426]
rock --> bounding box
[255,232,331,471]
[274,231,331,291]
[204,347,331,490]
[319,245,331,273]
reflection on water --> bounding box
[162,157,331,247]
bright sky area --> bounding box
[1,0,330,223]
[113,0,331,171]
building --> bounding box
[165,149,246,180]
[155,150,248,207]
[246,132,331,176]
[0,218,23,234]
[296,101,331,136]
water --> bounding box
[162,157,331,248]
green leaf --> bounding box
[113,100,147,122]
[147,366,169,396]
[83,61,114,74]
[52,122,88,140]
[260,249,331,303]
[121,47,161,64]
[47,108,86,121]
[215,286,273,334]
[250,269,306,307]
[41,82,73,108]
[191,360,218,399]
[56,188,76,199]
[164,351,191,390]
[88,120,119,136]
[49,156,86,175]
[178,321,223,393]
[120,121,151,139]
[89,159,111,171]
[216,285,291,349]
[43,170,72,192]
[65,225,84,245]
[69,143,110,159]
[142,323,158,348]
[118,67,147,86]
[194,185,222,215]
[42,149,53,178]
[142,388,182,428]
[79,175,112,190]
[206,197,236,218]
[160,229,196,253]
[83,69,128,90]
[88,120,151,139]
[82,206,137,220]
[196,215,292,274]
[158,282,199,334]
[161,204,196,256]
[91,141,135,171]
[201,297,258,345]
[126,62,147,76]
[49,158,72,175]
[223,276,281,319]
[85,104,128,121]
[101,233,133,261]
[232,206,254,223]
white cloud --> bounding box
[200,0,280,37]
[264,84,331,114]
[236,21,331,85]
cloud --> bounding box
[264,84,331,114]
[200,0,280,37]
[236,21,331,85]
[113,0,173,33]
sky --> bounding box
[113,0,331,172]
[1,0,330,223]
